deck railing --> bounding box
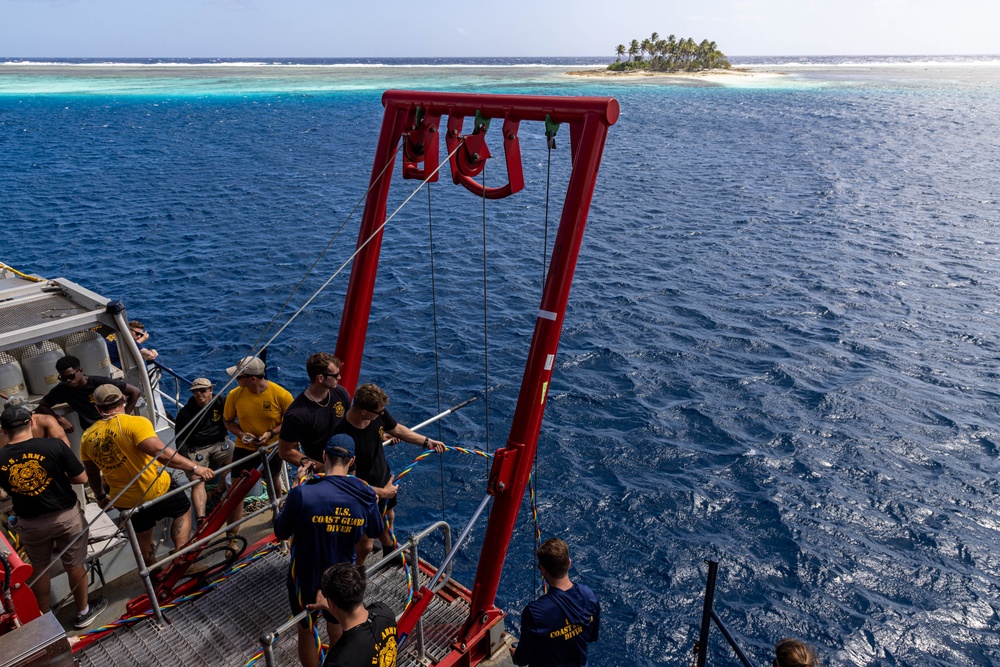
[257,519,454,667]
[119,443,285,626]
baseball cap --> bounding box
[0,405,31,430]
[190,378,215,391]
[226,356,265,378]
[93,384,125,407]
[324,433,356,459]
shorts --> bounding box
[126,481,191,533]
[288,586,337,627]
[15,504,88,570]
[184,440,233,476]
[232,445,285,481]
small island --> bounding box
[608,33,731,72]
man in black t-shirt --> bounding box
[331,383,444,553]
[35,355,140,433]
[0,404,106,628]
[175,377,232,521]
[313,562,397,667]
[278,353,352,472]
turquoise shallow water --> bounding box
[3,58,1000,666]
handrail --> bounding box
[133,441,280,510]
[259,519,454,667]
[120,445,285,624]
[150,361,193,415]
[695,560,755,667]
[151,361,193,386]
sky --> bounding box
[2,0,999,58]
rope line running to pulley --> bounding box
[533,117,559,597]
[481,161,491,467]
[426,184,447,521]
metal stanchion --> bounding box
[123,513,164,626]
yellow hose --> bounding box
[0,262,43,283]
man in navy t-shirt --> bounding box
[274,434,384,667]
[512,538,600,667]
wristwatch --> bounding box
[422,436,430,448]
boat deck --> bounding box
[75,545,503,667]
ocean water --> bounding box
[2,57,1000,666]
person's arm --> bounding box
[41,414,71,447]
[224,418,245,439]
[374,476,398,501]
[589,599,601,642]
[510,607,537,666]
[83,461,110,508]
[36,390,75,433]
[122,383,141,414]
[135,436,214,482]
[273,487,299,541]
[59,445,88,486]
[255,427,280,446]
[365,491,386,538]
[278,435,314,469]
[386,422,446,453]
[174,404,191,434]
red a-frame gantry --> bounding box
[334,90,618,666]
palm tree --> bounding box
[640,38,652,63]
[654,39,667,68]
[615,44,626,63]
[628,39,640,63]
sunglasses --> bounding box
[192,388,211,394]
[58,369,81,382]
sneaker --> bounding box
[73,595,108,629]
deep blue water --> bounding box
[2,59,1000,666]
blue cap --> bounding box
[324,434,356,459]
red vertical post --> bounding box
[334,100,407,394]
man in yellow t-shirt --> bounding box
[222,356,293,550]
[81,385,214,565]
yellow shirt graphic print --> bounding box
[377,631,397,667]
[81,414,171,509]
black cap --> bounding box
[0,405,31,430]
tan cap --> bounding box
[226,356,265,378]
[93,384,125,407]
[190,378,215,391]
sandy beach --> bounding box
[566,67,787,85]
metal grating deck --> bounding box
[0,293,93,338]
[77,546,471,667]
